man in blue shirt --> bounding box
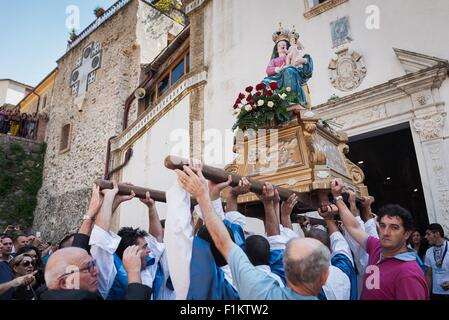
[175,164,331,300]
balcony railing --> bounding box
[67,0,130,52]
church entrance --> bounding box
[347,123,429,232]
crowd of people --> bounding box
[1,163,448,300]
[0,107,39,139]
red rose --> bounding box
[252,105,257,110]
[238,93,245,100]
[266,90,273,97]
[255,91,262,96]
[256,83,266,90]
[236,98,242,104]
[245,86,254,93]
[269,82,278,90]
[233,103,238,109]
[246,93,253,102]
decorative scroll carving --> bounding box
[345,159,365,185]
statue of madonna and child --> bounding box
[261,24,313,107]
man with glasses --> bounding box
[41,245,151,300]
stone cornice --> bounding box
[303,0,349,19]
[394,48,449,74]
[314,63,448,116]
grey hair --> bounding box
[283,239,331,286]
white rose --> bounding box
[257,100,264,106]
[245,105,253,112]
[279,93,287,100]
[267,101,274,108]
[286,87,291,92]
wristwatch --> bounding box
[82,214,95,221]
[334,195,343,202]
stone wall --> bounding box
[0,134,45,231]
[32,0,181,242]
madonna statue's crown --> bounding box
[272,23,291,43]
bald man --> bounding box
[41,246,151,300]
[176,164,330,299]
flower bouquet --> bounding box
[232,82,299,131]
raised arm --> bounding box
[258,183,280,237]
[346,190,360,217]
[78,184,103,237]
[140,191,163,243]
[280,193,299,230]
[176,165,235,261]
[226,177,251,213]
[95,180,119,231]
[360,196,375,222]
[331,179,368,249]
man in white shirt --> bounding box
[424,223,449,300]
[89,181,174,300]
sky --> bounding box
[0,0,117,87]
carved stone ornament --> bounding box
[329,48,367,92]
[70,41,102,97]
[413,113,445,141]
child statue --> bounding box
[286,29,308,68]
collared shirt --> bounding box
[322,232,354,300]
[255,264,285,287]
[425,240,449,295]
[228,245,317,300]
[361,236,429,300]
[89,225,169,299]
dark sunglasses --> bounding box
[19,260,34,267]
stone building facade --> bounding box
[32,0,183,240]
[33,0,449,238]
[108,0,449,235]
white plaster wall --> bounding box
[203,0,449,167]
[0,81,27,105]
[6,83,27,105]
[120,94,191,228]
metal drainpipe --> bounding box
[122,71,153,130]
[32,91,41,114]
[104,135,117,179]
[105,70,154,178]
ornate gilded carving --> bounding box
[345,159,365,185]
[329,48,367,92]
[311,133,347,176]
[412,113,445,141]
[224,163,239,174]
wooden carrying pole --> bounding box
[95,179,167,202]
[164,155,311,207]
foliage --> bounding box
[231,82,299,131]
[0,142,46,229]
[154,0,182,13]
